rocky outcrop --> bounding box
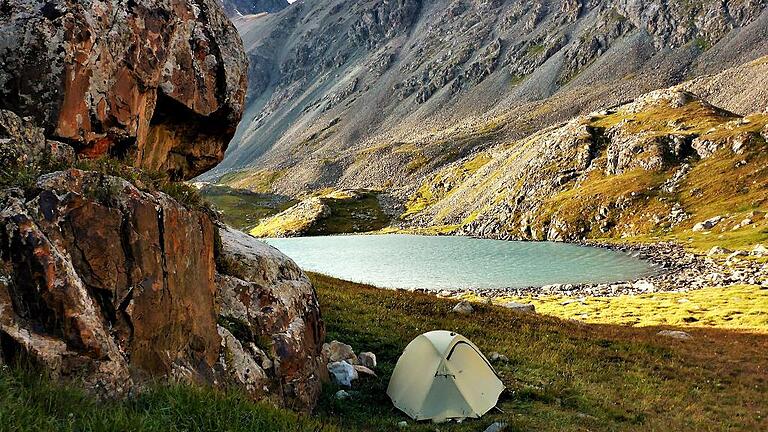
[216,226,325,409]
[249,189,389,237]
[0,169,219,393]
[404,89,768,242]
[0,0,247,180]
[0,0,325,413]
[0,167,325,410]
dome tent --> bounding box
[386,331,505,423]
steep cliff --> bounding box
[209,0,768,195]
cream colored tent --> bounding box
[386,330,505,423]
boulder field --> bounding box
[0,0,326,412]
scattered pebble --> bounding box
[325,340,357,364]
[488,352,510,363]
[353,364,377,378]
[335,390,352,400]
[358,352,377,369]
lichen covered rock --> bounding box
[0,0,247,180]
[216,226,325,410]
[0,166,325,410]
[0,169,219,393]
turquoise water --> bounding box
[263,234,655,291]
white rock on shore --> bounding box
[707,246,732,256]
[692,216,724,232]
[752,244,768,257]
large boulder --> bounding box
[216,225,325,410]
[0,167,325,410]
[0,0,247,180]
[0,169,219,393]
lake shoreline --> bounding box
[266,230,767,298]
[395,239,767,299]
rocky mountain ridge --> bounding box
[210,0,768,196]
[403,87,768,244]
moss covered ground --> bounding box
[199,184,296,231]
[459,284,768,330]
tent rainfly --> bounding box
[386,330,505,423]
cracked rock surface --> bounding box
[0,0,247,180]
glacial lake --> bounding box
[263,234,655,291]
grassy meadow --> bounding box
[2,273,766,431]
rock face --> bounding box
[0,0,325,413]
[0,0,247,180]
[1,169,219,393]
[216,226,325,409]
[0,167,325,410]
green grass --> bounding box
[589,99,738,137]
[460,285,768,329]
[0,367,335,432]
[311,273,768,431]
[250,190,390,237]
[200,184,296,231]
[218,169,285,193]
[3,275,768,431]
[405,153,429,173]
[404,153,492,217]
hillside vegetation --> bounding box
[249,189,389,237]
[401,90,768,252]
[197,183,296,230]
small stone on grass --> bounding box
[452,301,474,315]
[657,330,692,340]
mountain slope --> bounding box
[208,0,768,196]
[402,88,768,247]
